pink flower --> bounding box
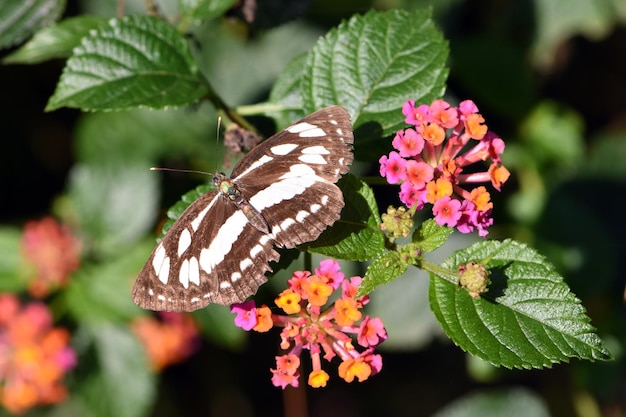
[357,317,387,347]
[405,160,433,188]
[234,260,386,389]
[403,100,430,126]
[315,259,345,290]
[433,196,462,227]
[399,182,426,209]
[429,99,458,128]
[392,128,424,157]
[230,301,257,331]
[379,151,406,184]
[379,99,510,237]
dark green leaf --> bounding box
[64,240,154,323]
[74,104,218,165]
[179,0,238,21]
[413,219,454,252]
[76,324,156,417]
[307,174,385,261]
[432,388,550,417]
[0,227,25,292]
[301,9,448,137]
[68,162,159,257]
[358,251,407,297]
[267,52,308,127]
[429,239,613,369]
[46,15,207,111]
[3,15,108,64]
[0,0,65,49]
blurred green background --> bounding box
[1,0,625,416]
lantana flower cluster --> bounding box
[21,217,81,298]
[0,294,76,415]
[131,312,200,371]
[379,99,510,236]
[231,260,387,389]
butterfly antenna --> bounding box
[149,167,212,175]
[215,116,222,172]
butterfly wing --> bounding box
[233,106,354,248]
[132,191,279,311]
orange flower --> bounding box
[308,370,330,388]
[132,312,199,371]
[425,177,453,204]
[275,289,301,314]
[21,217,81,298]
[338,357,371,383]
[0,294,76,414]
[333,298,362,327]
[469,186,493,212]
[253,306,273,332]
[301,275,333,307]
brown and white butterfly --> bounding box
[132,106,354,311]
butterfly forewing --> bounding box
[132,106,354,311]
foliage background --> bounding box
[1,0,625,416]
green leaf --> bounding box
[179,0,238,21]
[267,52,308,127]
[68,162,159,257]
[532,0,621,68]
[64,240,154,323]
[307,174,385,261]
[0,0,65,49]
[161,184,213,237]
[3,16,108,64]
[74,104,218,165]
[429,239,613,369]
[0,227,25,292]
[358,251,407,297]
[432,388,551,417]
[76,324,156,417]
[46,15,207,111]
[519,101,585,169]
[413,219,454,252]
[301,9,448,137]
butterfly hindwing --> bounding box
[132,106,354,311]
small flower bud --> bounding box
[458,262,490,298]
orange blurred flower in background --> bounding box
[21,217,81,298]
[131,312,200,371]
[0,294,76,414]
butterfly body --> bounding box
[215,173,270,233]
[132,106,354,312]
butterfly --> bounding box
[132,106,354,311]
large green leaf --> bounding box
[46,14,207,111]
[267,52,308,127]
[307,174,385,261]
[76,324,156,417]
[301,9,448,137]
[3,15,107,64]
[68,162,159,257]
[0,0,65,49]
[64,240,154,323]
[429,239,613,369]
